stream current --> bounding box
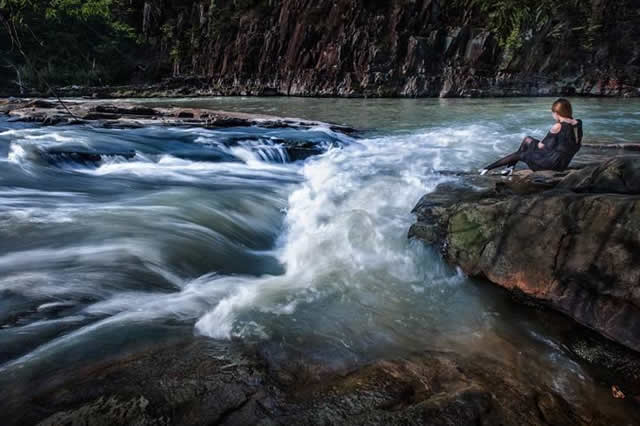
[1,97,639,417]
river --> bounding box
[1,97,639,418]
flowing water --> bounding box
[1,97,639,416]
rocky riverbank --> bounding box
[3,332,639,426]
[410,157,640,354]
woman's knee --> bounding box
[519,136,535,151]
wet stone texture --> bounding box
[3,337,639,426]
[3,99,356,135]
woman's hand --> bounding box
[538,142,545,149]
[560,117,578,125]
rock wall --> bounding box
[126,0,640,97]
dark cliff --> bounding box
[3,0,640,97]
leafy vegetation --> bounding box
[0,0,139,91]
[445,0,596,62]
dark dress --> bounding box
[521,119,583,171]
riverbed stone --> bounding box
[4,337,637,426]
[3,99,356,135]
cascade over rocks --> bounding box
[2,99,356,163]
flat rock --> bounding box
[2,99,357,134]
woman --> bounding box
[480,98,583,175]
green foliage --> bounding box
[1,0,139,89]
[0,0,280,90]
[46,0,111,20]
[461,0,554,47]
[446,0,595,63]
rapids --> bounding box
[1,97,639,417]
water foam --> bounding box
[194,127,467,339]
[0,121,503,369]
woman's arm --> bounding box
[575,119,583,145]
[561,117,578,126]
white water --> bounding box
[195,129,454,339]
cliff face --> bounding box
[2,0,639,97]
[127,0,640,97]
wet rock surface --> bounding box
[410,157,640,354]
[2,99,355,163]
[2,99,355,135]
[3,336,638,426]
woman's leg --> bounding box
[484,152,522,171]
[482,136,537,172]
[506,136,538,167]
[518,136,537,153]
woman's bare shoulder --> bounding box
[550,123,562,134]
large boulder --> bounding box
[410,157,640,353]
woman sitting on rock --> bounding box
[480,98,583,175]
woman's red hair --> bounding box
[552,98,573,119]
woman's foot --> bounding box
[500,166,514,176]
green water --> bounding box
[129,96,640,140]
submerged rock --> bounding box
[410,157,640,353]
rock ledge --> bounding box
[410,157,640,353]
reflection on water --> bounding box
[1,97,639,417]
